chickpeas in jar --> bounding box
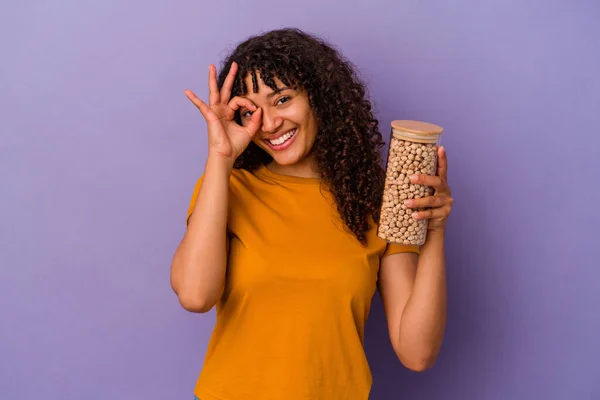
[378,120,444,246]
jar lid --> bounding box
[391,120,443,135]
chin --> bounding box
[270,152,303,166]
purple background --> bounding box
[1,0,599,399]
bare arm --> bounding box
[378,231,447,371]
[378,146,453,371]
[170,156,232,312]
[169,62,262,313]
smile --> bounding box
[264,128,297,150]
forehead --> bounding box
[241,71,286,96]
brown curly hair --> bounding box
[216,28,386,245]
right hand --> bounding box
[184,62,263,163]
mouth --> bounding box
[263,128,298,150]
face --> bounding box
[239,73,318,167]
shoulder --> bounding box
[382,241,420,257]
[187,167,267,209]
[186,168,258,223]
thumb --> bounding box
[244,107,262,138]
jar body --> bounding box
[377,128,441,246]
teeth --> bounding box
[269,129,296,146]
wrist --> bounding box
[206,153,235,172]
[425,227,445,241]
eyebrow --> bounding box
[267,87,291,98]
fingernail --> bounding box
[410,175,418,182]
[404,200,413,207]
[412,212,419,219]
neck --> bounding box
[266,155,319,179]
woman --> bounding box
[170,28,452,400]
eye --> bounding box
[276,96,290,105]
[241,109,253,118]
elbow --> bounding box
[401,357,436,373]
[170,264,219,313]
[176,292,216,313]
[393,346,439,372]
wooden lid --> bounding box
[391,120,444,135]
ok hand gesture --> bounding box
[184,62,263,163]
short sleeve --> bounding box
[382,242,419,257]
[186,175,204,225]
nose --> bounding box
[260,107,283,134]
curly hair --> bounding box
[216,28,386,245]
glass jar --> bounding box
[378,120,444,246]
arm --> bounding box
[378,231,447,371]
[378,145,452,371]
[170,156,232,313]
[169,62,262,313]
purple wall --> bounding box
[1,1,599,399]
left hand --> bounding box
[404,146,453,232]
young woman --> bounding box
[171,28,452,400]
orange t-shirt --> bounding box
[186,165,418,400]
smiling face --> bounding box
[239,73,319,171]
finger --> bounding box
[244,107,262,137]
[208,64,220,106]
[437,146,448,180]
[411,205,451,220]
[404,194,451,209]
[184,90,216,122]
[220,62,238,104]
[227,96,256,113]
[410,173,444,189]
